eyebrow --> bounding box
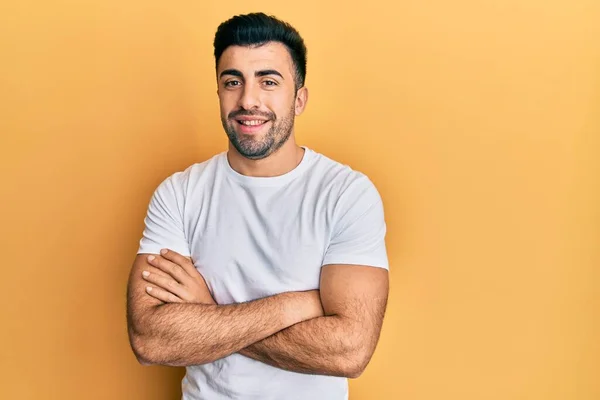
[256,69,284,79]
[219,69,284,80]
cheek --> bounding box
[219,102,228,117]
[268,93,295,117]
[218,93,237,116]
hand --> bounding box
[142,249,216,305]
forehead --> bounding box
[217,42,294,77]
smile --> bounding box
[237,120,268,126]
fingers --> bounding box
[147,254,188,283]
[159,249,199,277]
[142,270,187,300]
[144,264,170,279]
[145,285,183,303]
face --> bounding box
[217,42,308,160]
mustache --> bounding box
[228,109,275,120]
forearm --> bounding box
[130,292,311,367]
[239,314,367,378]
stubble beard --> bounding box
[222,105,295,160]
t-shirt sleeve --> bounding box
[137,174,191,257]
[322,176,389,270]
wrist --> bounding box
[282,290,324,325]
[277,292,307,326]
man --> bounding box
[126,12,389,400]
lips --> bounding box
[237,119,268,126]
[235,119,270,134]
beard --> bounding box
[221,104,295,160]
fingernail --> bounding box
[146,286,152,292]
[148,255,155,262]
[142,271,149,277]
[160,249,167,255]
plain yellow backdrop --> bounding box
[1,1,598,399]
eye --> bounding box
[224,80,241,87]
[263,80,278,87]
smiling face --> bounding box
[217,41,308,160]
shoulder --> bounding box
[307,148,382,207]
[156,152,225,195]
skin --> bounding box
[126,41,389,378]
[126,251,324,366]
[217,42,308,177]
[141,249,389,378]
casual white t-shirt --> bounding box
[137,147,389,400]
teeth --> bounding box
[239,120,266,126]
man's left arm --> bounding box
[237,177,390,377]
[238,263,388,378]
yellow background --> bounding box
[1,1,598,399]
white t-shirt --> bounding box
[137,147,389,400]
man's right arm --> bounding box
[126,253,321,367]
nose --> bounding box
[238,82,261,110]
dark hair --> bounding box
[213,12,307,90]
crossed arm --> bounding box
[238,263,388,377]
[126,250,389,378]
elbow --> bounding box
[343,363,366,379]
[127,317,169,366]
[129,332,211,367]
[340,348,372,379]
[127,312,159,365]
[130,332,159,366]
[346,368,364,380]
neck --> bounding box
[227,137,305,178]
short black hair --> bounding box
[213,12,307,90]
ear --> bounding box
[294,86,309,116]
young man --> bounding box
[126,12,389,400]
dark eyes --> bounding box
[223,80,278,88]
